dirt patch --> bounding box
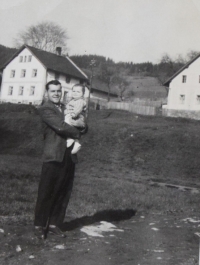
[0,214,199,265]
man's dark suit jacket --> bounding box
[38,100,80,162]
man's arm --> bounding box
[38,106,80,139]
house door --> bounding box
[63,91,68,104]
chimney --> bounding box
[56,47,62,56]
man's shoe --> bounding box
[34,226,46,240]
[48,226,66,238]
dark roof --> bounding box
[164,53,200,86]
[91,87,118,97]
[1,45,88,81]
[92,77,118,95]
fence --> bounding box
[107,101,156,116]
[90,98,158,116]
[131,98,165,107]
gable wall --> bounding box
[167,57,200,110]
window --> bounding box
[21,69,26,77]
[8,86,13,95]
[10,70,15,78]
[66,75,71,83]
[24,56,27,62]
[180,94,185,104]
[32,69,37,77]
[28,55,32,62]
[55,73,60,80]
[30,86,35,95]
[197,95,200,104]
[19,86,24,95]
[19,56,23,62]
[182,75,187,83]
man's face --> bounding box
[47,84,62,104]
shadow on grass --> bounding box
[101,111,113,119]
[61,209,136,231]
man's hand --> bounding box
[80,124,88,135]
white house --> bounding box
[0,45,89,105]
[162,54,200,119]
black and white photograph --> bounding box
[0,0,200,264]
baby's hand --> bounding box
[71,113,77,118]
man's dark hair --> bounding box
[72,84,85,94]
[46,80,61,91]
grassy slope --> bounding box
[85,67,167,100]
[125,76,167,99]
[0,104,199,220]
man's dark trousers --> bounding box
[34,147,75,228]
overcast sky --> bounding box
[0,0,200,63]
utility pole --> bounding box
[86,59,96,119]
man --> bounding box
[34,80,84,239]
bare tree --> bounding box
[175,54,186,64]
[186,50,200,61]
[160,53,173,64]
[98,62,116,102]
[112,75,130,101]
[14,21,68,54]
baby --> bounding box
[64,84,87,154]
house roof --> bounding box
[163,53,200,86]
[1,45,88,81]
[91,77,118,96]
[91,87,118,97]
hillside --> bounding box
[125,76,167,99]
[88,73,166,100]
[0,103,200,223]
[0,103,200,185]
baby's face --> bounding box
[72,86,83,99]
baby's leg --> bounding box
[71,139,81,154]
[66,138,75,147]
[65,114,75,147]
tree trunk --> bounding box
[107,85,110,102]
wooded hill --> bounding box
[0,45,17,69]
[70,54,185,85]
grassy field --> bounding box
[0,103,200,223]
